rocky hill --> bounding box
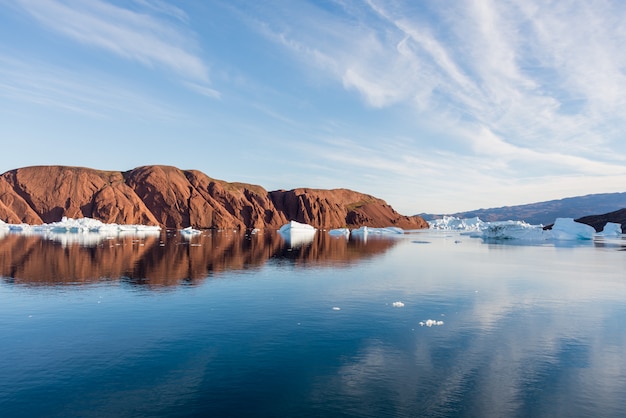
[0,165,427,230]
[575,208,626,232]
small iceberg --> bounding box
[180,226,202,236]
[278,220,316,247]
[350,226,404,240]
[328,228,350,238]
[551,218,595,240]
[480,220,548,241]
[0,217,161,245]
[392,301,405,308]
[429,216,485,231]
[419,319,444,327]
[596,222,622,237]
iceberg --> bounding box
[328,228,350,238]
[350,226,404,236]
[180,226,202,236]
[419,319,444,327]
[480,220,548,241]
[429,216,485,231]
[596,222,622,237]
[0,217,161,245]
[551,218,595,240]
[278,221,316,247]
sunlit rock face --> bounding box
[0,165,428,230]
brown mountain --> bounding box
[0,165,427,230]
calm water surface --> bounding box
[1,229,626,417]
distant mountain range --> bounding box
[421,192,626,226]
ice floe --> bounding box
[430,215,621,242]
[0,217,161,245]
[180,226,202,236]
[392,301,405,308]
[420,319,444,327]
[429,216,485,231]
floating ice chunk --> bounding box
[480,220,548,241]
[329,228,350,238]
[279,220,316,247]
[429,216,485,231]
[392,301,405,308]
[551,218,595,240]
[0,217,161,245]
[332,307,341,311]
[279,220,316,234]
[351,226,404,237]
[419,319,444,327]
[596,222,622,237]
[180,226,202,235]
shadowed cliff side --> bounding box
[0,165,427,230]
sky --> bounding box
[1,0,626,215]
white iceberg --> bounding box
[596,222,622,237]
[0,217,161,245]
[278,220,316,247]
[551,218,595,240]
[350,226,404,238]
[419,319,444,327]
[429,216,485,231]
[392,301,405,308]
[480,220,548,241]
[180,226,202,236]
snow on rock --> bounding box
[596,222,622,237]
[551,218,595,240]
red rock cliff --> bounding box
[0,165,427,230]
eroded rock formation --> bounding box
[0,165,427,230]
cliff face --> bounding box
[0,165,427,230]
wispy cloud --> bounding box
[242,0,626,210]
[132,0,189,23]
[16,0,211,86]
[0,55,182,120]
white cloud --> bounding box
[16,0,210,84]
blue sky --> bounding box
[1,0,626,215]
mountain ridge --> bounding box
[421,192,626,226]
[0,165,427,230]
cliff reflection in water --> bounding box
[0,230,398,287]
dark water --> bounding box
[1,229,626,417]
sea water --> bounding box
[1,229,626,417]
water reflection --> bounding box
[0,230,399,286]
